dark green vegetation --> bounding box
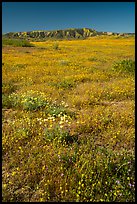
[2,37,34,47]
[113,59,135,75]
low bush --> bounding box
[2,94,12,109]
[112,59,135,74]
[2,82,17,95]
[56,80,75,89]
[44,125,78,145]
[8,91,49,111]
[2,38,34,47]
[53,43,59,50]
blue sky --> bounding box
[2,2,135,34]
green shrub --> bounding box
[44,125,78,145]
[2,82,18,108]
[88,57,98,61]
[8,92,48,111]
[7,91,75,119]
[56,80,75,89]
[53,43,59,50]
[112,59,135,74]
[2,38,34,47]
[2,94,12,109]
[2,82,17,95]
[46,105,67,117]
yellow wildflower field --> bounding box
[2,35,135,202]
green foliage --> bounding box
[8,91,49,111]
[2,94,12,109]
[2,38,34,47]
[2,82,18,108]
[2,82,17,95]
[46,105,67,117]
[44,126,78,145]
[88,57,98,61]
[56,80,75,89]
[112,59,135,74]
[53,43,59,50]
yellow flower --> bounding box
[42,166,45,171]
[3,184,7,188]
[12,171,16,176]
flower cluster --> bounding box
[2,35,135,202]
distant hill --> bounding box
[3,28,135,40]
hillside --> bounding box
[3,28,135,40]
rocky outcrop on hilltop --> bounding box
[3,28,135,39]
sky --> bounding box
[2,2,135,34]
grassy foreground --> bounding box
[2,36,135,202]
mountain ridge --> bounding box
[3,28,135,39]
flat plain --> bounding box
[2,35,135,202]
